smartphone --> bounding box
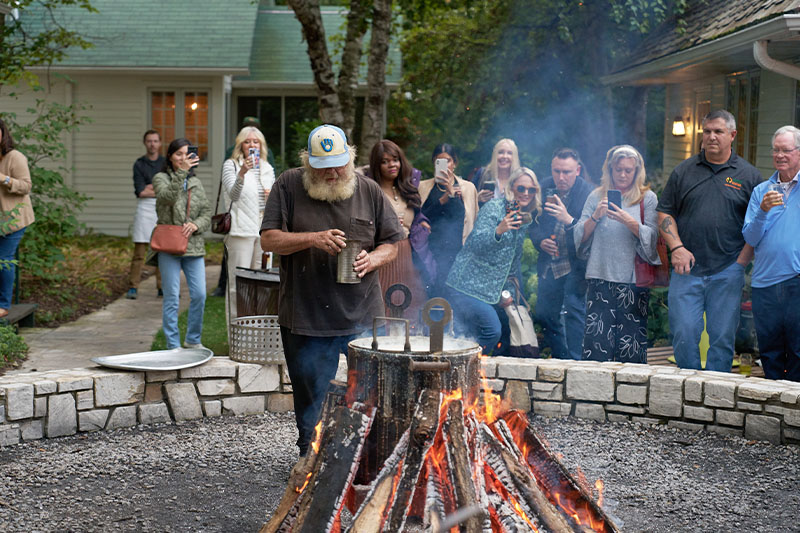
[187,145,199,163]
[607,189,622,209]
[481,180,496,192]
[545,188,558,205]
[434,158,448,179]
[248,147,260,170]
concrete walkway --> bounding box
[9,265,221,374]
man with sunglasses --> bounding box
[531,147,593,359]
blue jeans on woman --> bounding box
[668,261,744,372]
[448,290,501,355]
[158,252,206,349]
[0,227,26,309]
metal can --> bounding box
[336,239,361,284]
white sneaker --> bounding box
[183,343,207,350]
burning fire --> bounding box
[295,471,312,494]
[596,479,604,507]
[311,421,323,455]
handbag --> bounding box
[502,277,540,358]
[634,201,670,288]
[151,189,191,255]
[211,172,232,235]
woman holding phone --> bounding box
[418,144,478,297]
[574,145,659,363]
[150,138,212,350]
[0,118,35,319]
[220,126,275,323]
[472,138,521,206]
[446,167,541,354]
[367,139,431,320]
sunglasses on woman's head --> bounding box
[515,186,537,195]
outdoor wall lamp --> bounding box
[672,116,687,136]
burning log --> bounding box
[441,399,483,532]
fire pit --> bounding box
[262,299,618,532]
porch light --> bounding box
[190,102,198,111]
[672,116,686,136]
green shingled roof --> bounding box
[20,0,258,69]
[237,6,402,85]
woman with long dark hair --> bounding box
[368,139,431,321]
[150,138,212,349]
[418,143,478,297]
[0,118,35,319]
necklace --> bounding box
[392,185,398,201]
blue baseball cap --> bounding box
[307,124,350,169]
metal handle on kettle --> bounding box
[372,317,411,352]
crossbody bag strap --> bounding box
[213,176,223,216]
[639,200,644,223]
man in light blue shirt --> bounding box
[743,125,800,382]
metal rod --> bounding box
[409,360,451,372]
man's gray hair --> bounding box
[702,109,736,132]
[772,125,800,149]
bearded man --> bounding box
[261,124,402,455]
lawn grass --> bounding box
[150,293,229,355]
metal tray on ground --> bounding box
[91,347,214,371]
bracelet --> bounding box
[590,214,599,223]
[671,244,685,252]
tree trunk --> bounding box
[287,0,344,125]
[338,0,370,139]
[358,0,392,164]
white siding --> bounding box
[2,74,227,237]
[754,69,795,178]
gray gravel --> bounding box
[1,412,799,532]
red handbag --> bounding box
[151,190,191,255]
[634,201,670,288]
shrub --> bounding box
[0,324,28,367]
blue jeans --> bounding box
[280,327,356,455]
[752,276,800,382]
[536,269,586,360]
[668,261,744,372]
[448,290,502,355]
[158,253,206,349]
[0,227,26,309]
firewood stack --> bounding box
[261,299,619,532]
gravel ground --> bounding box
[1,412,799,532]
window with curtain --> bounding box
[726,72,759,164]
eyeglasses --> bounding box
[772,148,799,155]
[515,186,538,195]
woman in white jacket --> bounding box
[220,126,275,321]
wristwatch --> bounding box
[3,175,9,186]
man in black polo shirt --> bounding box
[657,110,761,372]
[260,124,402,455]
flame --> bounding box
[484,463,539,531]
[311,421,323,455]
[595,479,604,508]
[295,471,312,494]
[345,369,359,406]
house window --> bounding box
[726,72,759,164]
[149,90,210,161]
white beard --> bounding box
[302,168,357,203]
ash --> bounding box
[1,412,798,532]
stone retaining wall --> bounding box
[2,357,799,447]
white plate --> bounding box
[91,347,214,371]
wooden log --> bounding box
[347,430,409,532]
[499,411,620,532]
[443,400,483,532]
[293,406,375,533]
[259,452,319,533]
[383,389,442,532]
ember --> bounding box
[262,300,617,533]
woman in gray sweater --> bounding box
[574,145,660,363]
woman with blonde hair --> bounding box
[574,145,660,363]
[447,167,541,354]
[473,138,521,205]
[220,126,275,322]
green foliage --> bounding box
[390,0,688,176]
[0,0,97,89]
[521,237,538,310]
[285,119,318,168]
[151,293,229,355]
[0,324,29,368]
[2,100,91,280]
[647,287,670,345]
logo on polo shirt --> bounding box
[724,176,742,191]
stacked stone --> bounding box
[0,358,293,446]
[482,358,800,446]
